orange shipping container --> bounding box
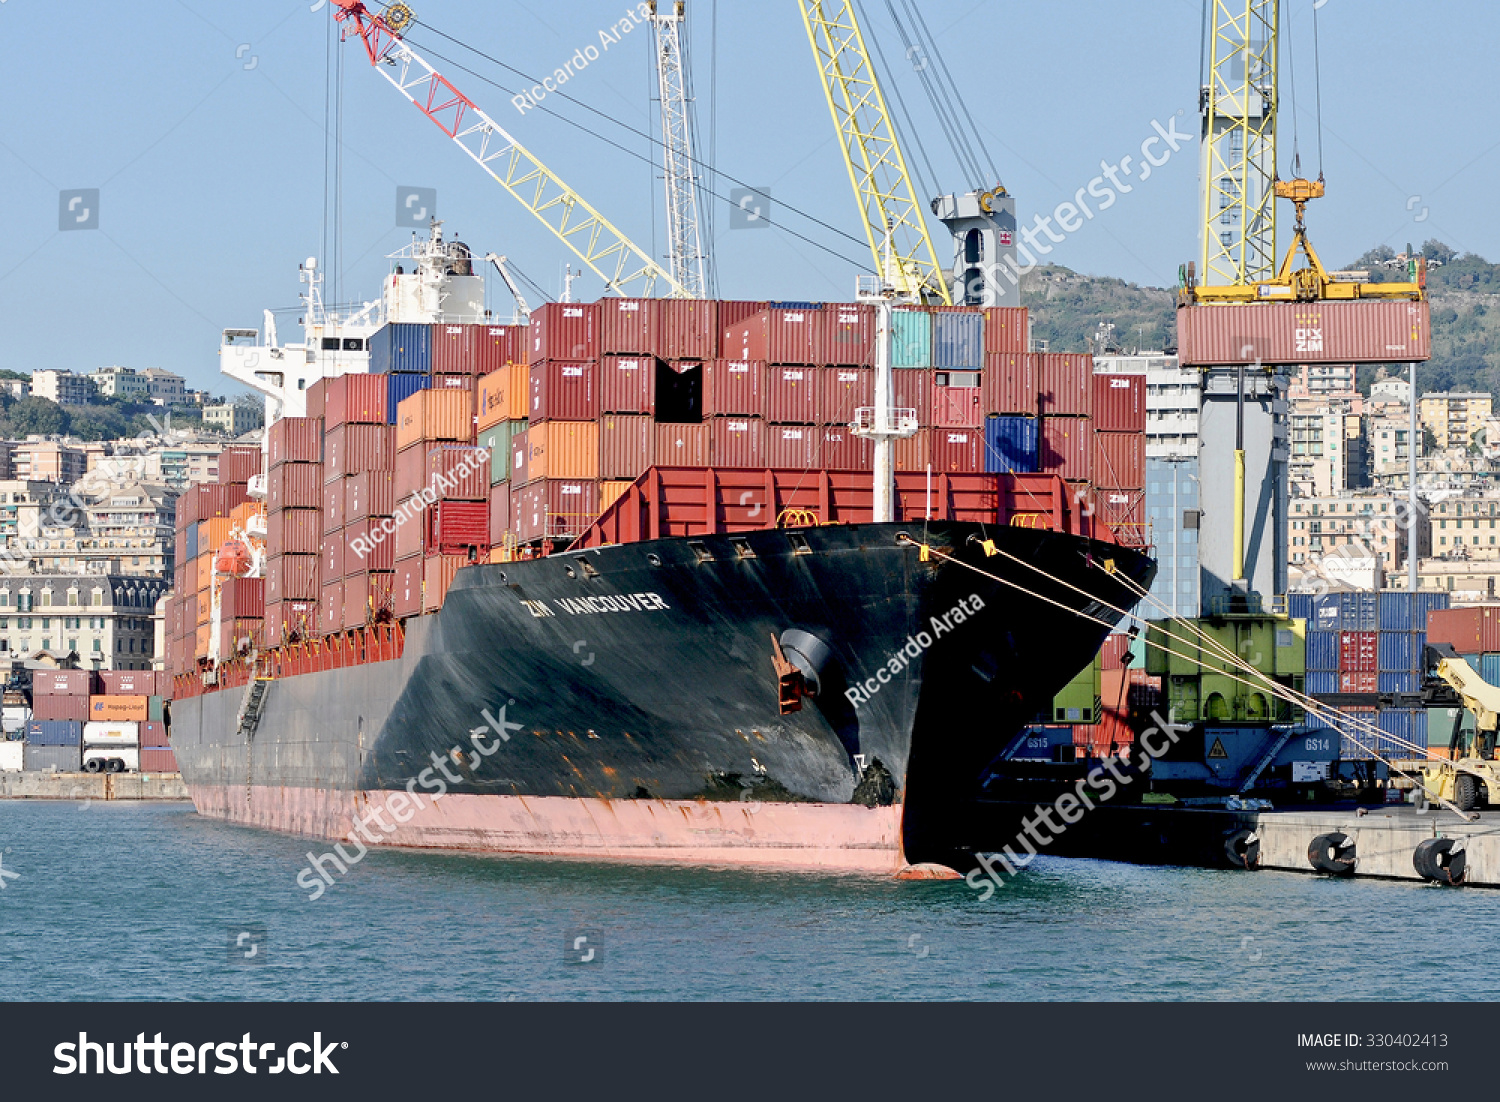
[194,552,212,593]
[230,501,265,529]
[196,591,212,626]
[91,695,148,721]
[199,517,233,555]
[600,479,633,513]
[422,554,469,613]
[396,389,474,451]
[194,623,212,656]
[477,362,528,430]
[526,420,600,481]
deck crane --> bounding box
[329,1,689,299]
[646,2,710,298]
[483,254,532,323]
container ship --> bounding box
[163,226,1155,874]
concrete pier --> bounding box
[1248,805,1496,885]
[0,771,190,801]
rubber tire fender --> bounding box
[1225,828,1261,869]
[1413,837,1467,885]
[1307,832,1357,875]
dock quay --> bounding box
[0,771,189,801]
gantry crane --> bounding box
[330,1,689,299]
[646,1,710,298]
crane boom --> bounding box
[797,0,950,304]
[331,2,689,299]
[647,1,709,298]
[483,253,532,322]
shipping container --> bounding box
[320,580,343,635]
[1093,430,1146,489]
[140,747,178,773]
[431,323,481,375]
[893,428,930,472]
[655,423,710,467]
[1377,707,1428,750]
[83,721,139,747]
[1338,671,1378,692]
[179,483,248,526]
[598,298,658,354]
[218,617,262,658]
[24,719,81,746]
[529,302,598,362]
[322,534,346,582]
[141,721,168,747]
[392,558,423,618]
[1304,670,1337,695]
[33,669,93,696]
[1339,631,1379,673]
[386,373,431,425]
[821,367,871,425]
[815,426,871,472]
[1378,671,1420,694]
[477,362,529,429]
[478,420,526,485]
[394,500,424,562]
[346,470,395,524]
[32,691,88,721]
[1287,593,1315,622]
[825,304,875,365]
[425,444,490,501]
[1039,417,1091,480]
[709,417,766,468]
[324,423,395,481]
[1305,630,1339,672]
[598,355,656,415]
[324,374,388,427]
[195,622,211,656]
[767,424,817,469]
[510,428,530,487]
[475,325,523,375]
[305,377,327,421]
[1328,592,1380,632]
[766,366,820,424]
[195,552,212,593]
[529,360,597,422]
[722,307,823,365]
[267,599,317,646]
[489,481,512,545]
[23,744,78,772]
[266,508,321,556]
[1097,488,1145,544]
[197,590,212,627]
[892,370,930,426]
[983,416,1039,474]
[1091,373,1146,433]
[267,462,322,511]
[342,570,394,630]
[267,416,324,467]
[1483,654,1500,689]
[218,578,264,623]
[217,446,262,484]
[932,374,982,429]
[983,306,1028,354]
[1377,591,1447,633]
[891,308,932,368]
[657,298,718,360]
[369,322,433,373]
[931,308,984,369]
[599,414,654,479]
[513,479,600,543]
[704,359,767,418]
[1037,355,1092,416]
[396,389,474,451]
[265,553,320,603]
[322,478,346,534]
[1177,300,1432,366]
[345,517,395,573]
[89,695,147,721]
[422,554,468,613]
[526,421,600,481]
[931,428,984,474]
[717,300,771,335]
[427,501,489,554]
[394,442,426,502]
[1425,606,1500,654]
[1377,631,1420,673]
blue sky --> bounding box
[0,0,1492,393]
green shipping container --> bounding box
[148,695,164,721]
[891,308,933,368]
[479,420,527,486]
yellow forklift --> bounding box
[1416,645,1500,812]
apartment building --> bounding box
[29,370,96,405]
[1419,391,1492,452]
[0,573,167,670]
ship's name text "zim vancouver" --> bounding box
[520,593,673,618]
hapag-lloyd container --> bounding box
[324,374,388,428]
[599,356,656,414]
[983,416,1039,474]
[1037,355,1093,416]
[983,354,1037,415]
[1177,300,1432,365]
[475,325,523,375]
[395,389,474,451]
[767,424,816,469]
[1092,430,1145,488]
[816,426,871,471]
[266,553,320,602]
[825,304,875,365]
[526,421,600,481]
[345,517,395,573]
[343,571,394,630]
[931,428,984,474]
[722,307,822,365]
[599,298,657,354]
[1040,417,1092,480]
[656,423,710,467]
[322,479,345,533]
[704,360,766,417]
[657,298,718,360]
[1092,373,1146,432]
[599,415,653,479]
[268,417,323,466]
[821,367,871,424]
[529,302,598,362]
[767,366,820,424]
[1427,606,1500,654]
[266,508,321,555]
[513,479,600,543]
[426,445,491,501]
[983,306,1029,354]
[530,360,598,422]
[931,308,984,369]
[477,363,528,429]
[324,423,395,481]
[710,417,765,467]
[345,471,395,524]
[891,308,932,367]
[932,375,982,429]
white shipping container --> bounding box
[0,741,21,772]
[83,721,140,748]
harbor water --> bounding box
[0,801,1490,1002]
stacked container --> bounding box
[1090,370,1146,545]
[394,389,477,616]
[26,668,92,771]
[265,415,323,645]
[173,479,251,669]
[321,376,398,633]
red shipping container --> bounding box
[1339,631,1379,673]
[983,306,1029,354]
[395,443,426,503]
[325,423,394,481]
[345,517,396,573]
[422,555,469,613]
[529,302,598,362]
[710,417,765,467]
[34,669,93,696]
[894,428,930,472]
[655,424,710,467]
[323,478,346,534]
[217,446,262,484]
[267,416,323,467]
[717,300,771,337]
[1427,607,1500,654]
[140,747,178,773]
[32,694,87,721]
[393,558,423,617]
[723,307,824,365]
[1040,418,1092,480]
[1097,488,1146,543]
[822,367,872,424]
[1037,355,1092,416]
[266,553,320,603]
[825,304,876,365]
[530,360,597,422]
[324,374,388,427]
[1093,431,1146,489]
[1099,633,1133,671]
[513,480,600,543]
[141,720,169,748]
[766,366,820,424]
[320,581,344,635]
[322,536,346,587]
[1092,373,1146,433]
[768,424,817,469]
[599,355,656,415]
[817,426,872,471]
[932,378,982,429]
[657,298,718,360]
[1177,300,1431,366]
[218,618,262,657]
[266,463,322,511]
[179,483,248,526]
[343,570,394,630]
[431,323,479,374]
[490,482,512,543]
[219,577,265,622]
[704,359,766,417]
[1339,671,1379,693]
[892,370,931,427]
[599,415,653,479]
[598,298,658,354]
[346,471,395,523]
[427,501,489,552]
[982,353,1036,415]
[931,428,984,474]
[266,508,321,556]
[305,377,327,422]
[395,502,425,562]
[475,325,523,375]
[426,444,491,502]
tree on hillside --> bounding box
[5,396,68,437]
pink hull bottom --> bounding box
[188,783,908,874]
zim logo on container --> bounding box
[1295,326,1324,353]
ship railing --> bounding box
[850,406,919,436]
[544,512,599,541]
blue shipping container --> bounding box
[184,522,198,561]
[1378,708,1428,749]
[385,373,432,424]
[932,311,983,370]
[1305,670,1338,695]
[1339,592,1379,631]
[891,308,932,368]
[1415,592,1450,628]
[983,416,1038,474]
[1482,654,1500,687]
[24,719,81,747]
[1287,593,1315,624]
[1305,630,1340,672]
[1377,631,1418,673]
[768,301,822,311]
[1377,671,1419,694]
[1378,591,1416,632]
[369,323,433,374]
[1310,594,1343,632]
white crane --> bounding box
[646,1,710,298]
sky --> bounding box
[0,0,1494,395]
